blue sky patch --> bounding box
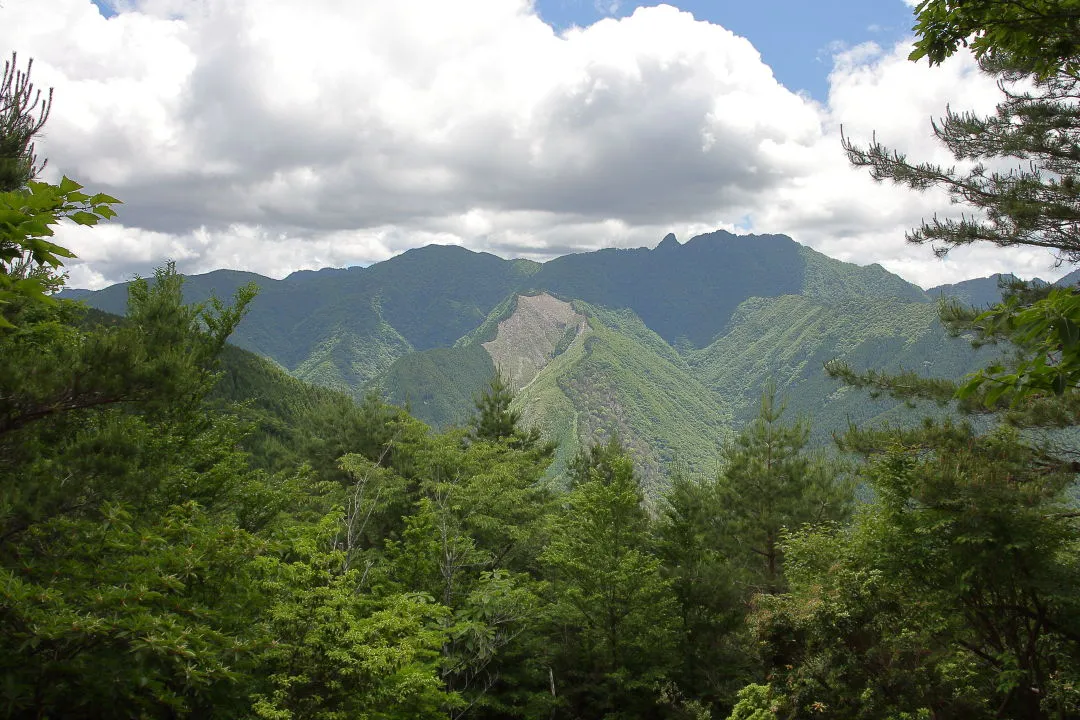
[536,0,916,99]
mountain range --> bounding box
[64,230,1022,488]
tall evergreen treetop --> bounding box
[542,437,679,718]
[469,370,550,454]
[0,53,52,192]
[471,370,520,443]
[716,383,853,592]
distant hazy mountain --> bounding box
[1056,269,1080,287]
[66,231,994,485]
[927,268,1080,309]
[526,230,926,347]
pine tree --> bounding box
[471,370,520,442]
[542,437,679,719]
[0,52,52,192]
[841,0,1080,403]
[470,370,551,454]
[715,384,853,593]
[842,55,1079,262]
[744,7,1080,715]
[657,471,753,714]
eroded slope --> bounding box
[481,293,585,390]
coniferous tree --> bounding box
[471,370,520,442]
[0,52,51,192]
[841,0,1080,403]
[654,389,850,715]
[0,263,466,718]
[470,369,551,454]
[0,266,271,716]
[542,437,679,719]
[734,420,1080,720]
[731,6,1080,716]
[657,471,753,716]
[845,38,1078,260]
[366,411,556,718]
[715,384,853,593]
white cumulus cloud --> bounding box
[0,0,1065,289]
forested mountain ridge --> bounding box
[63,230,931,360]
[64,245,540,391]
[65,230,1008,483]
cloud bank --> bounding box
[1,0,1064,289]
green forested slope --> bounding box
[529,231,807,347]
[209,344,403,481]
[373,344,496,428]
[515,302,735,493]
[373,296,734,490]
[373,286,992,486]
[63,245,538,395]
[61,232,940,389]
[363,245,540,349]
[928,273,1016,308]
[289,303,414,392]
[18,0,1080,712]
[689,294,991,438]
[798,245,927,302]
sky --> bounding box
[3,0,1069,290]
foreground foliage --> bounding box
[735,421,1080,719]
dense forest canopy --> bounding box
[2,2,1080,719]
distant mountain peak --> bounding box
[1056,268,1080,287]
[656,233,680,251]
[683,229,737,246]
[929,272,1028,308]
